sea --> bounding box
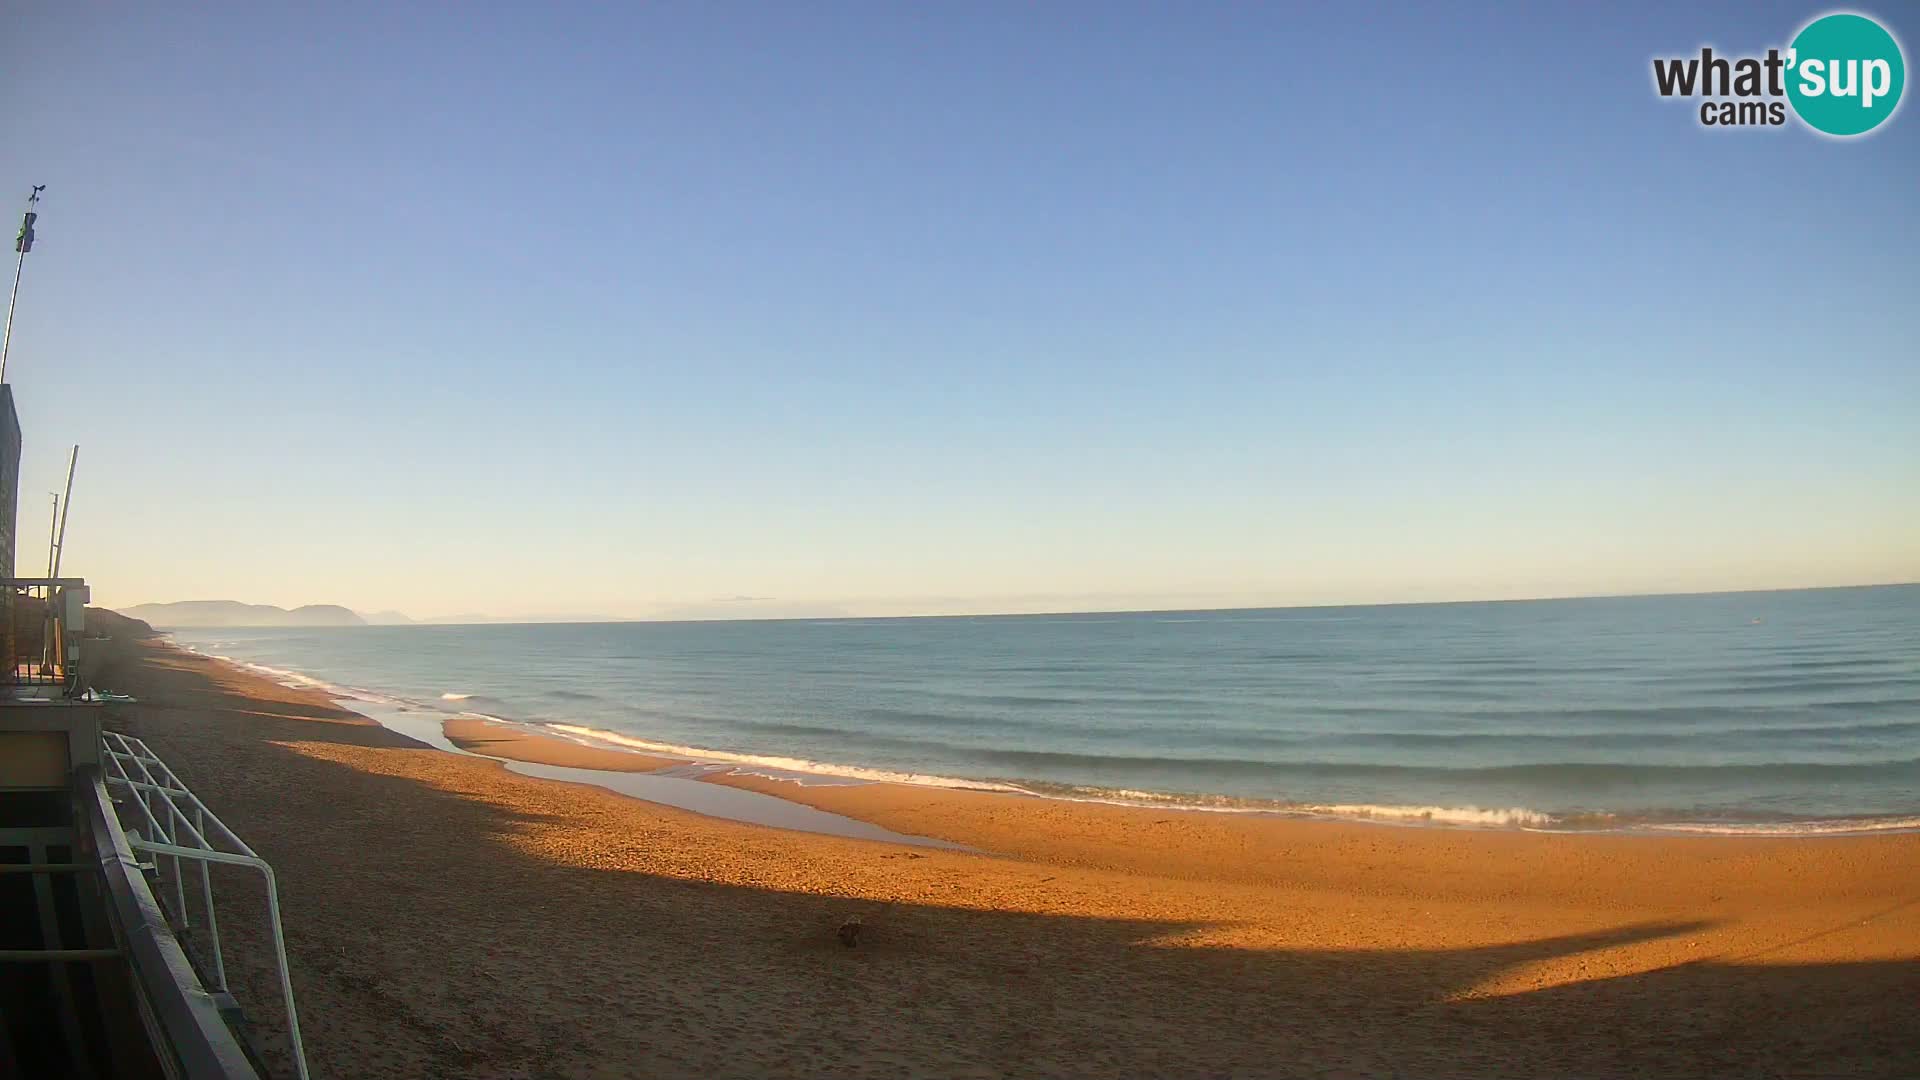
[161,585,1920,835]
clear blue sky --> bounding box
[2,3,1914,619]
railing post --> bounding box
[196,804,225,992]
[172,848,189,929]
[259,864,307,1079]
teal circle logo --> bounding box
[1786,13,1906,136]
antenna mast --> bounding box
[1,185,46,385]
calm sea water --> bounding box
[164,586,1920,833]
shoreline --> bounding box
[460,715,1920,839]
[150,635,1920,872]
[172,638,1920,839]
[91,619,1920,1078]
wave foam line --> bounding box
[1012,785,1563,826]
[1303,803,1556,828]
[1007,784,1288,815]
[1644,816,1920,836]
[193,651,408,708]
[541,733,1563,828]
[545,724,1032,793]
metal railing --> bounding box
[81,766,264,1080]
[3,576,88,695]
[101,730,309,1080]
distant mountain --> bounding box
[117,601,367,628]
[115,602,637,627]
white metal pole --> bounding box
[0,187,41,386]
[45,493,58,577]
[51,445,76,579]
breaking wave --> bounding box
[545,724,1033,793]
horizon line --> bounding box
[117,580,1919,630]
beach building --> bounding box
[0,383,297,1076]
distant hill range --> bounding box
[118,601,369,628]
[112,602,625,627]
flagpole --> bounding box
[1,186,46,386]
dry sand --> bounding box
[89,615,1920,1079]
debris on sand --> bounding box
[836,915,864,948]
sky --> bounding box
[1,2,1915,620]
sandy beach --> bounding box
[88,613,1920,1079]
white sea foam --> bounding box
[533,733,1569,830]
[1643,816,1920,837]
[1302,803,1557,828]
[1010,785,1280,814]
[1007,787,1564,827]
[441,692,476,701]
[233,660,333,690]
[212,656,404,707]
[545,724,1032,793]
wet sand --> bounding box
[90,613,1920,1079]
[435,715,959,849]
